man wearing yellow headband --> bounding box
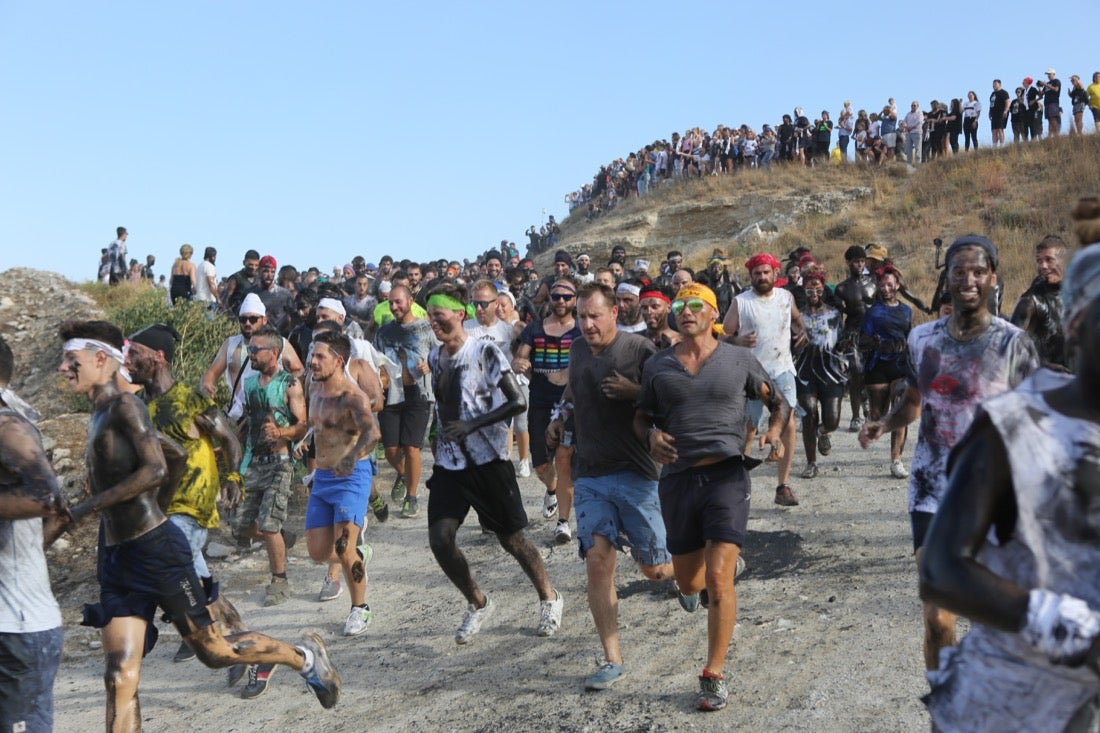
[636,283,789,712]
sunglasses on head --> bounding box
[473,300,495,309]
[247,345,275,355]
[550,293,574,302]
[238,315,262,324]
[671,298,706,316]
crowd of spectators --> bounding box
[566,70,1100,221]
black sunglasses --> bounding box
[238,316,262,324]
[550,293,574,302]
[473,300,495,309]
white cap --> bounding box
[239,293,266,317]
[317,298,346,316]
[379,280,393,295]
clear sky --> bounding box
[1,1,1097,282]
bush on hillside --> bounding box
[80,282,236,403]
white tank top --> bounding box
[736,288,796,376]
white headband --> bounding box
[0,387,41,423]
[616,283,641,297]
[317,298,347,316]
[63,338,125,364]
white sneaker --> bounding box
[343,605,372,636]
[554,519,572,544]
[455,597,493,645]
[541,492,558,519]
[891,459,910,479]
[537,590,564,637]
[517,458,531,478]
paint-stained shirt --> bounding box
[905,317,1038,513]
[147,382,223,528]
[429,339,513,471]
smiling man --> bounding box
[1011,235,1069,369]
[859,235,1038,674]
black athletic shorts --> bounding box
[864,357,907,386]
[527,404,572,467]
[380,385,433,448]
[82,521,214,655]
[659,455,751,554]
[426,459,530,535]
[911,510,935,553]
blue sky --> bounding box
[2,1,1097,282]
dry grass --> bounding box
[564,135,1100,319]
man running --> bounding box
[639,287,680,349]
[54,320,339,730]
[1010,235,1069,370]
[0,336,65,733]
[919,243,1100,731]
[636,283,788,712]
[859,235,1038,673]
[547,282,672,690]
[423,282,563,644]
[833,245,876,430]
[305,329,380,637]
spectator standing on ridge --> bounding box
[1068,75,1090,135]
[1088,72,1100,132]
[858,235,1039,674]
[989,79,1011,146]
[169,244,197,305]
[962,91,981,151]
[901,101,924,165]
[107,227,128,286]
[195,247,218,308]
[1038,68,1062,137]
[1025,77,1045,140]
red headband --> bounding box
[875,264,901,281]
[745,253,781,272]
[802,273,827,288]
[639,289,670,304]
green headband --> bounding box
[427,293,467,312]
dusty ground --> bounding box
[50,431,940,733]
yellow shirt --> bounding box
[1088,82,1100,110]
[148,382,222,528]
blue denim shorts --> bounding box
[747,370,797,431]
[574,470,671,567]
[0,627,63,733]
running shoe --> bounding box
[735,555,747,580]
[242,663,276,700]
[227,663,248,687]
[891,459,909,479]
[391,475,407,502]
[849,417,863,433]
[369,494,389,523]
[173,639,195,663]
[541,492,558,519]
[400,496,419,518]
[356,542,373,568]
[264,578,291,607]
[774,484,799,506]
[800,462,818,479]
[817,430,832,456]
[537,590,564,637]
[678,589,701,613]
[696,672,729,711]
[298,632,341,709]
[344,605,372,636]
[455,597,494,645]
[517,457,532,478]
[554,519,572,544]
[585,661,625,691]
[318,576,343,602]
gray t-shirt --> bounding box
[570,333,659,481]
[638,342,774,476]
[374,317,439,401]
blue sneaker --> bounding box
[298,632,341,709]
[584,661,625,691]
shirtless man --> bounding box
[200,293,304,421]
[513,278,581,543]
[306,329,380,637]
[0,336,66,733]
[833,245,876,430]
[639,287,680,349]
[54,320,339,730]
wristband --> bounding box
[1022,588,1100,665]
[226,472,243,485]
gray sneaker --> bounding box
[391,475,407,502]
[318,576,342,602]
[696,673,729,711]
[400,496,419,518]
[264,578,290,607]
[537,590,564,637]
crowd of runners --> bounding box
[5,197,1100,730]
